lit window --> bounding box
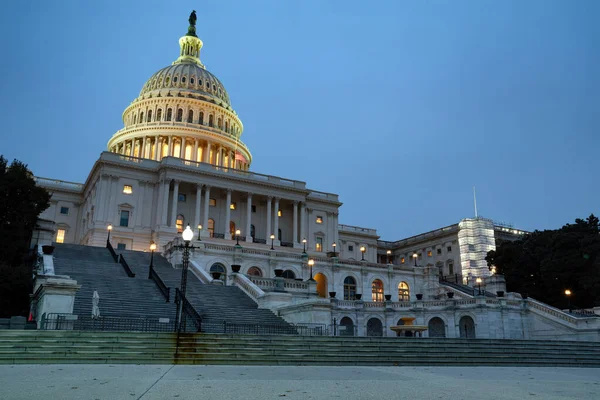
[401,257,405,264]
[119,210,130,227]
[316,237,323,252]
[208,218,215,237]
[372,279,384,302]
[230,202,236,210]
[316,216,323,224]
[447,246,452,253]
[59,207,69,215]
[178,194,186,202]
[348,245,354,252]
[247,267,262,277]
[176,215,184,233]
[123,185,133,194]
[427,251,432,257]
[398,282,410,301]
[278,210,282,217]
[56,229,66,243]
[209,198,216,206]
[437,248,442,255]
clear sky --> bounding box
[0,0,598,240]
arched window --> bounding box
[187,110,193,123]
[208,218,215,237]
[133,114,137,124]
[250,224,255,239]
[398,282,410,301]
[209,115,214,127]
[140,112,144,123]
[339,317,355,336]
[199,112,204,125]
[371,279,384,302]
[210,263,226,280]
[343,276,357,300]
[229,221,236,237]
[176,214,184,233]
[247,267,262,277]
[176,108,183,122]
[217,117,222,129]
[156,109,162,121]
[225,121,229,132]
[166,108,172,121]
[282,270,296,279]
[181,76,186,83]
[147,110,152,122]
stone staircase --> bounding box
[1,330,600,366]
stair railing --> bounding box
[148,265,170,302]
[118,254,135,277]
[106,241,118,263]
[175,288,202,332]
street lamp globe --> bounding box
[565,289,572,296]
[182,225,194,242]
[150,243,157,251]
[107,224,113,231]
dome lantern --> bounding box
[173,10,205,68]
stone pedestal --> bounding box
[32,275,81,328]
[485,274,507,295]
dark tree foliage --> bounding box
[487,215,600,309]
[0,156,51,317]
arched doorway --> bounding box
[459,315,476,339]
[210,263,226,281]
[339,317,355,336]
[428,317,446,338]
[366,318,383,337]
[314,273,327,298]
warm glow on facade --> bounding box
[123,185,133,194]
[56,229,65,243]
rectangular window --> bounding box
[230,202,236,210]
[56,229,66,243]
[401,257,405,264]
[119,210,130,227]
[348,245,354,252]
[117,243,126,250]
[316,237,323,252]
[178,194,187,202]
[437,248,442,255]
[59,207,69,215]
[123,185,133,194]
[427,250,432,257]
[447,246,452,253]
[316,216,323,224]
[176,217,184,233]
[278,210,282,217]
[251,205,256,213]
[209,198,216,206]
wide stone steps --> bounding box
[2,331,600,366]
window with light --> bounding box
[344,276,356,300]
[123,185,133,194]
[398,282,410,301]
[56,229,66,243]
[372,279,384,302]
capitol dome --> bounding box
[107,13,251,171]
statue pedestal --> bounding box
[32,275,80,329]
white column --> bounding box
[204,142,210,163]
[265,197,272,241]
[194,184,202,230]
[154,136,160,161]
[134,182,145,227]
[160,179,169,226]
[179,137,185,158]
[224,189,232,239]
[129,139,135,157]
[300,202,306,242]
[167,136,173,157]
[193,139,199,162]
[202,186,211,237]
[293,200,298,245]
[245,193,253,243]
[140,137,146,159]
[273,197,280,245]
[170,180,179,227]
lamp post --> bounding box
[235,229,241,246]
[106,224,113,245]
[565,289,572,312]
[360,246,366,261]
[270,234,275,250]
[413,253,418,267]
[302,238,307,253]
[175,225,195,332]
[332,242,337,257]
[148,242,157,279]
[476,277,482,296]
[386,249,392,264]
[197,224,202,241]
[307,259,315,281]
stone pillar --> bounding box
[202,186,211,237]
[300,202,306,242]
[265,197,272,241]
[273,198,280,245]
[204,142,210,163]
[141,136,146,159]
[32,275,81,329]
[194,184,202,230]
[167,136,173,157]
[179,137,185,159]
[224,189,232,239]
[293,200,298,245]
[129,139,135,157]
[217,145,222,166]
[154,136,160,161]
[246,193,253,243]
[170,180,179,227]
[193,139,199,162]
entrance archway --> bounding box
[428,317,446,338]
[366,318,383,337]
[314,273,327,298]
[339,317,355,336]
[459,315,476,339]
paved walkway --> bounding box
[1,365,598,399]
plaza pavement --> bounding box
[0,365,598,400]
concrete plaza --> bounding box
[0,365,598,400]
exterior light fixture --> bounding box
[360,246,366,261]
[302,238,307,253]
[270,234,275,250]
[148,242,157,278]
[307,259,315,281]
[197,224,202,241]
[565,289,572,312]
[386,249,392,264]
[476,277,483,296]
[235,229,241,245]
[332,242,337,257]
[412,253,418,266]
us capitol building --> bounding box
[33,15,599,340]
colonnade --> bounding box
[111,135,249,171]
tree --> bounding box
[0,155,51,317]
[487,214,600,309]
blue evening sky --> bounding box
[0,0,598,240]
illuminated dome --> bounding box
[107,11,251,170]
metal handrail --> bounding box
[106,241,118,263]
[118,254,135,277]
[148,265,170,302]
[175,288,202,332]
